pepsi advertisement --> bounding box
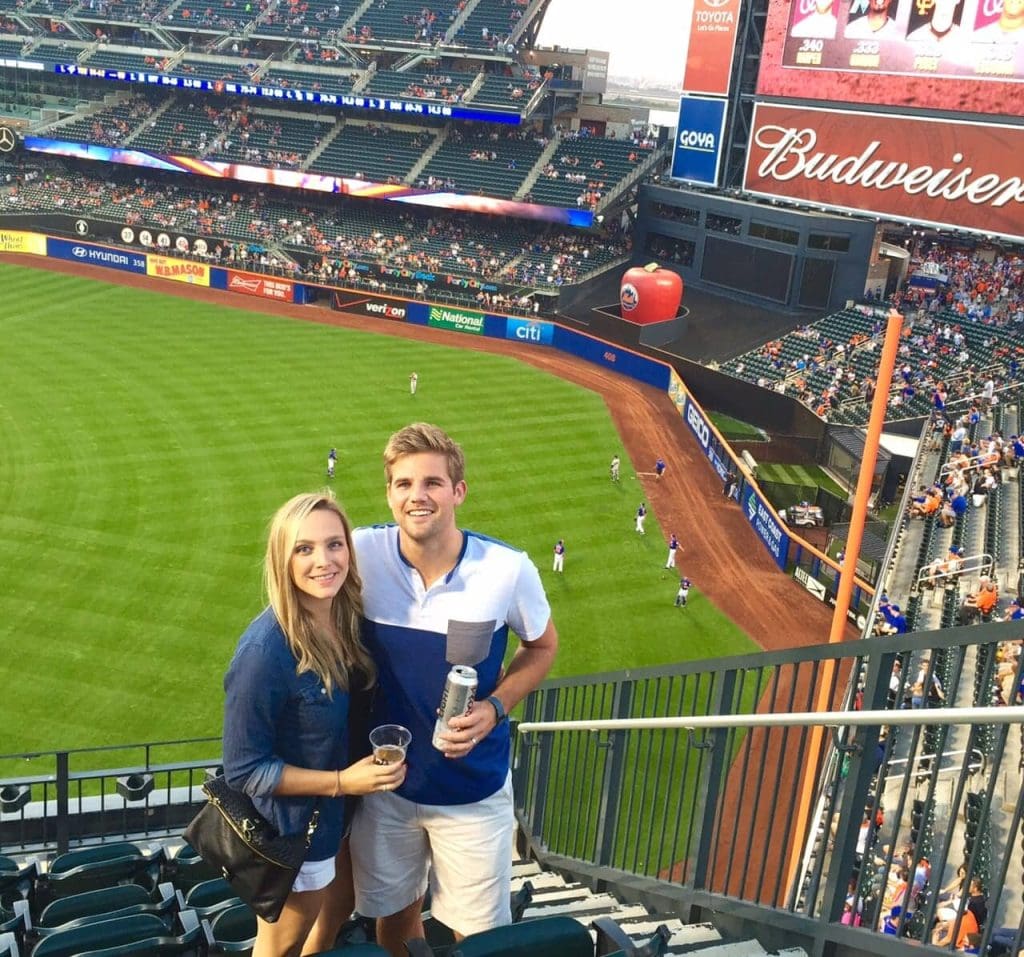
[670,95,728,187]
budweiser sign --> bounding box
[744,104,1024,239]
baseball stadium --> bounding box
[0,1,1022,957]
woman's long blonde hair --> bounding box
[264,491,375,694]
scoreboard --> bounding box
[757,0,1020,115]
[781,0,1023,82]
[747,0,1024,238]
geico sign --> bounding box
[365,301,406,319]
[686,402,710,448]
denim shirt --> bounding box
[222,608,349,862]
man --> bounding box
[610,454,620,482]
[350,423,558,955]
[790,0,840,38]
[327,447,337,478]
[552,538,565,573]
[655,457,666,480]
[409,372,419,395]
[635,502,647,534]
[665,533,679,569]
[845,0,901,38]
[723,469,738,499]
[972,0,1024,41]
[906,0,964,45]
[675,576,691,607]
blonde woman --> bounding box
[223,492,406,957]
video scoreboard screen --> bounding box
[758,0,1021,115]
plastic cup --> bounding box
[369,724,411,765]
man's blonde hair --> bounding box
[384,423,465,486]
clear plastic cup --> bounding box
[369,724,411,765]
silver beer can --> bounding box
[432,665,478,750]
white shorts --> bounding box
[292,855,335,893]
[350,774,513,936]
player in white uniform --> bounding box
[552,539,565,572]
[610,455,620,482]
[635,503,647,534]
[409,372,419,395]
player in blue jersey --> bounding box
[635,502,647,534]
[327,447,337,478]
[675,576,692,607]
[655,457,666,480]
[665,533,679,569]
[347,423,558,954]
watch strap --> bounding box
[486,695,507,724]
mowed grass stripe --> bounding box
[0,263,756,753]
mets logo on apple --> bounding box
[620,283,640,312]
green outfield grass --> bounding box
[708,412,765,442]
[0,263,758,755]
[756,462,847,499]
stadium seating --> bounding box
[349,0,449,45]
[38,845,162,902]
[364,69,478,103]
[259,65,357,95]
[203,903,256,953]
[34,885,177,937]
[416,127,544,198]
[307,121,429,182]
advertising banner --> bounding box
[552,328,671,389]
[744,103,1024,240]
[670,95,728,187]
[47,237,147,272]
[682,396,730,481]
[1,230,46,255]
[504,317,554,346]
[668,369,687,417]
[147,256,210,285]
[741,484,791,570]
[226,272,295,303]
[682,0,743,96]
[427,306,485,335]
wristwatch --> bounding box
[486,695,507,724]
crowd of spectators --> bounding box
[719,245,1023,424]
[1,154,628,292]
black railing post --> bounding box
[55,751,70,855]
[526,688,559,843]
[594,681,633,867]
[689,668,737,893]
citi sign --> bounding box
[505,317,553,345]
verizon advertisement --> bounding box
[227,272,295,303]
[682,0,743,96]
[744,103,1024,239]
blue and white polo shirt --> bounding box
[352,524,550,806]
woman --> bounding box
[223,492,406,957]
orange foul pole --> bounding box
[782,307,904,903]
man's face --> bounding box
[386,452,466,547]
[931,0,960,30]
[1002,0,1024,20]
[868,0,892,13]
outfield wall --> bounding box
[0,229,872,612]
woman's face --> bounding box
[289,508,350,615]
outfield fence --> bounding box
[0,225,871,616]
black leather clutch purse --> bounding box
[183,775,319,923]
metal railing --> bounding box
[511,622,1024,957]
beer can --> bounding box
[432,665,478,750]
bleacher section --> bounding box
[529,134,651,209]
[307,121,428,181]
[455,0,528,49]
[253,0,362,39]
[416,126,543,198]
[364,68,478,103]
[349,0,449,45]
